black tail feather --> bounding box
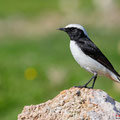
[117,76,120,81]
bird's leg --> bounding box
[74,73,97,89]
[74,76,94,88]
[91,74,97,89]
[83,75,96,88]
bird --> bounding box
[58,24,120,88]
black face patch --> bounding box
[65,27,86,40]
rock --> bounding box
[18,87,120,120]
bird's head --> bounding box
[58,24,88,40]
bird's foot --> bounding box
[74,85,85,88]
[74,85,93,89]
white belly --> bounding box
[69,40,119,82]
[70,41,113,76]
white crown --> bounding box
[65,24,88,37]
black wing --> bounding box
[77,37,120,77]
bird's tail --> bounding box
[117,75,120,81]
[110,72,120,83]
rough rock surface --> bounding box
[18,87,120,120]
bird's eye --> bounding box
[70,28,75,31]
[71,28,77,33]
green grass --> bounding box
[0,0,60,18]
[1,0,120,19]
[0,28,120,119]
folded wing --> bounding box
[77,38,120,77]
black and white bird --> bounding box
[58,24,120,88]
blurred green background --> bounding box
[0,0,120,119]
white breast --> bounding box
[69,40,117,80]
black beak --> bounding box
[57,28,66,31]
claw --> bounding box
[74,85,93,89]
